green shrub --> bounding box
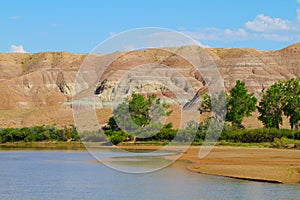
[270,137,299,149]
[107,131,128,145]
[220,128,299,143]
[294,131,300,140]
[0,125,80,143]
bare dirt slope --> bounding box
[0,44,299,127]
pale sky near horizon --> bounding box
[1,0,300,53]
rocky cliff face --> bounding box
[0,44,299,127]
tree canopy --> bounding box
[106,92,172,142]
[258,78,300,129]
[226,80,257,128]
[281,78,300,130]
[258,82,284,129]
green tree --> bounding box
[281,78,300,129]
[198,92,227,143]
[199,93,212,114]
[258,78,300,130]
[199,92,227,119]
[105,92,172,142]
[257,82,284,129]
[226,80,257,128]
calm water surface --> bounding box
[0,151,299,200]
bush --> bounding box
[220,128,298,143]
[270,137,300,149]
[0,125,80,143]
[107,131,128,145]
[294,131,300,140]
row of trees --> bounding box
[1,78,298,145]
[200,78,300,130]
[258,78,300,129]
[0,125,79,143]
[103,77,299,144]
[200,80,257,129]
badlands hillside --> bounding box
[0,44,299,128]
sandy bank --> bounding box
[117,145,300,184]
[174,146,300,184]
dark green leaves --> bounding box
[226,80,257,128]
[258,78,300,129]
[105,92,172,142]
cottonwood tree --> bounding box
[281,78,300,129]
[257,82,284,129]
[106,92,172,142]
[258,78,300,130]
[199,92,227,119]
[226,80,257,128]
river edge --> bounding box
[116,145,300,184]
[177,146,300,184]
[0,142,299,184]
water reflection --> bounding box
[91,149,179,173]
[0,151,299,200]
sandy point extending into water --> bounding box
[119,145,300,184]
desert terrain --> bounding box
[0,44,300,128]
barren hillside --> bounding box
[0,44,299,128]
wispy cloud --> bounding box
[10,45,27,53]
[245,14,296,32]
[183,9,300,44]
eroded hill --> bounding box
[0,44,299,127]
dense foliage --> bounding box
[258,82,283,129]
[0,125,79,143]
[110,92,171,129]
[220,126,300,143]
[2,78,300,149]
[1,124,299,148]
[226,80,257,128]
[199,81,257,129]
[103,92,172,144]
[281,78,300,129]
[258,78,300,129]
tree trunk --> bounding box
[290,117,295,130]
[132,136,137,143]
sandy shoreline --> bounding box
[178,146,300,184]
[117,145,300,184]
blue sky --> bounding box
[1,0,300,53]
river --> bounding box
[0,151,299,200]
